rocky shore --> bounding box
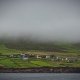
[0,67,80,73]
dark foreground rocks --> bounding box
[0,67,80,73]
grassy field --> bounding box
[0,57,80,68]
[0,44,80,68]
[0,44,21,55]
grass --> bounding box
[0,44,79,57]
[0,44,80,68]
[0,44,21,55]
[31,60,53,67]
[0,58,80,68]
[0,58,18,68]
[10,58,39,68]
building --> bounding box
[46,55,50,59]
[36,55,42,59]
[20,53,29,60]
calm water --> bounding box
[0,73,80,80]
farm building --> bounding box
[20,53,29,60]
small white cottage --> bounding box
[20,53,29,60]
[46,55,50,59]
[36,55,42,59]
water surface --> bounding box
[0,73,80,80]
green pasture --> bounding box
[0,44,80,68]
[0,58,80,68]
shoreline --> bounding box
[0,67,80,73]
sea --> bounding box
[0,73,80,80]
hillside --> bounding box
[0,39,80,68]
[0,39,80,53]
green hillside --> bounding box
[0,39,80,68]
[0,43,21,55]
[0,39,80,53]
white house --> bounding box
[46,55,50,59]
[20,53,29,60]
[36,55,42,59]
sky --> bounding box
[0,0,80,42]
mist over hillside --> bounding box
[0,37,80,53]
[0,0,80,43]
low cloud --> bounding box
[0,0,80,42]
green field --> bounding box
[0,43,80,68]
[0,58,80,68]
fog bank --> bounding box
[0,0,80,42]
